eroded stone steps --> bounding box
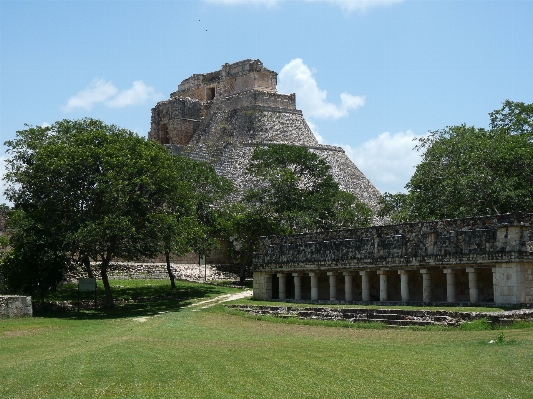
[227,304,533,327]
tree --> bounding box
[379,100,533,222]
[1,208,69,305]
[2,118,199,307]
[231,144,372,278]
[156,156,233,289]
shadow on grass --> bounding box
[33,280,234,320]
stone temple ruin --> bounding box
[253,213,533,306]
[149,59,381,211]
[149,60,533,306]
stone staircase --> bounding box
[226,305,532,327]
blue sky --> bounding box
[1,0,532,202]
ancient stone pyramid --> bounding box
[149,59,381,212]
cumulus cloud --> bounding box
[342,130,427,193]
[205,0,280,6]
[63,79,118,111]
[63,79,162,112]
[313,0,403,13]
[306,120,325,144]
[278,58,365,120]
[105,81,161,108]
[205,0,403,12]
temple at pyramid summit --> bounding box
[148,59,382,212]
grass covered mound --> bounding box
[1,280,532,399]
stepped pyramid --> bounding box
[148,59,381,212]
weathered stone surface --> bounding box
[253,213,533,270]
[148,59,382,213]
[64,262,239,283]
[0,295,32,318]
[252,213,533,305]
[227,304,533,327]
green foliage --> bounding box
[1,209,69,303]
[459,318,493,331]
[1,118,218,306]
[229,144,371,275]
[380,101,533,222]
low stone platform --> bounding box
[227,305,533,327]
[65,263,239,283]
[0,295,33,318]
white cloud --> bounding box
[313,0,403,13]
[63,79,118,111]
[205,0,403,12]
[306,120,325,144]
[342,130,427,193]
[105,81,161,108]
[41,122,51,128]
[278,58,365,120]
[63,79,162,112]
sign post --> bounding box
[78,278,97,311]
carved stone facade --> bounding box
[252,213,533,305]
[149,59,381,212]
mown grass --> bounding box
[1,280,532,399]
[33,279,243,319]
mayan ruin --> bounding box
[148,59,381,212]
[253,213,533,306]
[149,60,533,306]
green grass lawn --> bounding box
[1,280,532,399]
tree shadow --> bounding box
[33,281,232,320]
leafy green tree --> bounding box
[231,144,372,279]
[1,208,69,305]
[379,100,533,222]
[3,119,200,306]
[156,156,233,289]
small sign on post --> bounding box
[78,278,97,311]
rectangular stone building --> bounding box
[252,213,533,305]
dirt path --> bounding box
[188,289,253,310]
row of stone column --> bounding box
[276,267,484,303]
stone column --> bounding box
[327,272,338,301]
[344,272,354,302]
[292,273,303,300]
[309,272,319,301]
[265,273,273,300]
[378,270,388,302]
[467,267,479,304]
[277,273,287,300]
[420,269,431,303]
[444,269,457,303]
[360,271,370,302]
[399,270,410,302]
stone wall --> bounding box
[0,295,32,318]
[148,96,202,144]
[211,91,296,112]
[175,59,277,100]
[254,213,533,270]
[65,262,240,282]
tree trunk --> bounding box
[82,255,94,279]
[100,255,114,308]
[165,250,176,289]
[239,262,246,285]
